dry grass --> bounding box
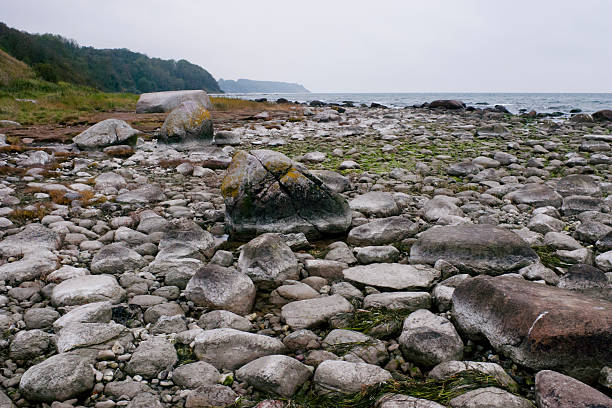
[210,96,273,111]
[9,204,51,224]
[0,79,138,125]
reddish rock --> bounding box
[593,109,612,122]
[453,276,612,382]
[535,370,612,408]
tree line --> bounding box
[0,22,221,93]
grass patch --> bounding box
[533,245,572,269]
[0,78,137,125]
[175,343,197,366]
[8,203,51,224]
[339,308,413,339]
[211,96,273,111]
[250,371,510,408]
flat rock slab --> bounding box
[506,183,563,208]
[410,224,538,274]
[51,275,126,306]
[281,295,354,329]
[0,223,62,256]
[343,263,440,290]
[193,328,286,370]
[453,276,612,382]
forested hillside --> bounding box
[0,22,221,93]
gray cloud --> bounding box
[2,0,611,92]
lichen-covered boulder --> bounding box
[221,149,352,239]
[73,119,140,149]
[159,100,213,143]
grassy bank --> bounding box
[0,79,138,125]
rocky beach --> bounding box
[0,90,611,408]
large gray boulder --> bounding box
[159,100,213,143]
[221,150,352,239]
[453,276,612,382]
[51,275,125,306]
[410,224,538,274]
[281,295,354,329]
[0,223,62,257]
[237,233,299,289]
[136,90,212,113]
[125,337,177,379]
[343,263,440,291]
[347,216,418,246]
[314,360,391,394]
[184,264,256,315]
[235,355,312,397]
[506,183,563,208]
[193,328,286,370]
[349,192,400,218]
[398,309,464,367]
[19,353,95,403]
[73,119,140,149]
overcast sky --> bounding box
[2,0,611,93]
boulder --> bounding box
[311,170,351,193]
[0,249,58,284]
[222,150,352,239]
[349,192,400,218]
[198,310,253,331]
[429,361,518,392]
[172,361,220,389]
[125,337,177,379]
[91,243,144,274]
[193,329,286,370]
[422,195,464,222]
[593,109,612,121]
[19,353,95,403]
[156,219,215,261]
[535,370,612,408]
[185,385,238,408]
[453,276,612,382]
[185,264,256,315]
[347,216,418,246]
[237,233,299,289]
[53,301,113,332]
[56,321,128,353]
[136,90,212,113]
[281,295,354,329]
[73,119,139,149]
[322,329,388,365]
[116,184,166,204]
[343,263,439,291]
[0,223,61,257]
[51,275,125,306]
[398,309,464,366]
[410,224,538,274]
[314,360,392,394]
[159,100,213,143]
[448,387,532,408]
[556,175,601,197]
[429,100,466,110]
[236,355,312,397]
[506,183,563,208]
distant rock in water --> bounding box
[136,90,212,113]
[218,78,310,93]
[593,109,612,121]
[429,100,466,110]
